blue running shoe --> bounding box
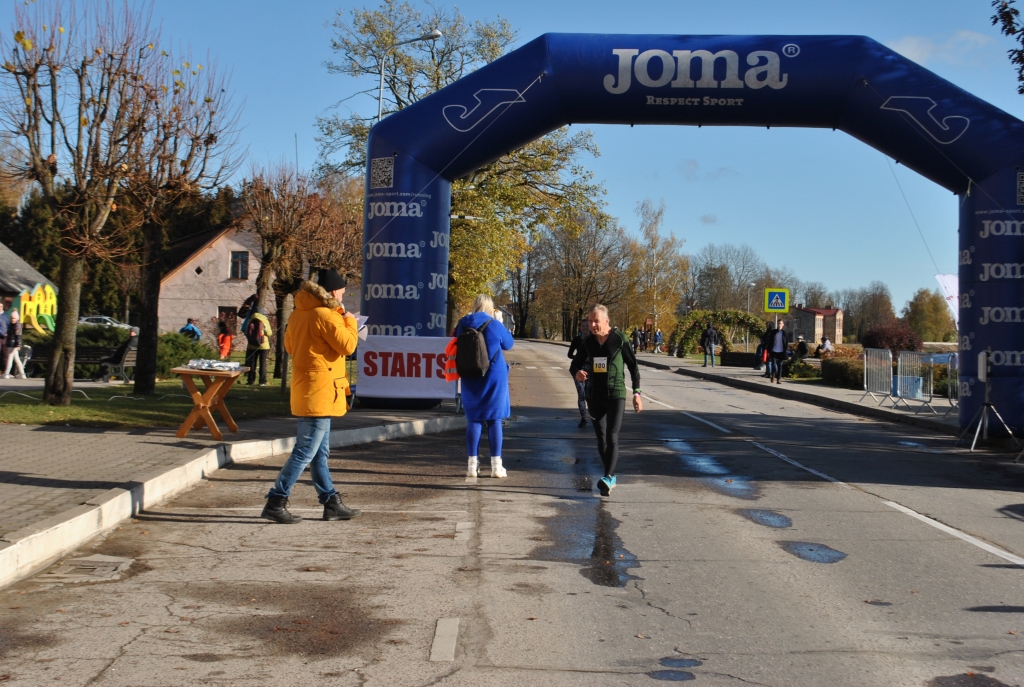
[607,475,617,490]
[597,476,611,497]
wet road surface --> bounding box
[1,340,1023,686]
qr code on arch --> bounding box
[370,157,394,189]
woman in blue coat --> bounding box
[455,295,514,478]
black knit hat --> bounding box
[317,268,347,292]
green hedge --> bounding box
[668,310,768,356]
[782,358,821,379]
[155,333,219,378]
[821,357,864,390]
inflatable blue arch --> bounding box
[361,33,1024,430]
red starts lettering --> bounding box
[362,351,445,378]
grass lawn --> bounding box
[0,380,293,429]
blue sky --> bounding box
[5,0,1020,311]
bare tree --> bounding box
[1,1,162,404]
[127,50,239,395]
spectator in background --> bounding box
[2,309,25,379]
[217,321,234,360]
[568,318,592,428]
[179,318,201,342]
[795,335,809,359]
[0,302,8,373]
[814,336,834,358]
[767,319,788,384]
[631,327,641,354]
[760,320,775,378]
[701,322,718,367]
[654,328,664,354]
[98,327,138,380]
[245,306,273,386]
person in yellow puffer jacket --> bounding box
[261,268,360,524]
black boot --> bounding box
[261,495,302,524]
[323,494,361,521]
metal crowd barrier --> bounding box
[894,351,936,413]
[920,352,957,416]
[859,348,893,405]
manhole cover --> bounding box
[42,554,133,582]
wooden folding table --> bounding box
[170,366,249,441]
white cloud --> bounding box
[699,214,718,225]
[887,30,994,67]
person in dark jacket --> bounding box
[766,319,788,384]
[700,323,718,367]
[630,327,641,354]
[570,304,642,497]
[567,319,592,428]
[0,302,8,371]
[759,320,775,378]
[795,335,809,359]
[456,295,514,479]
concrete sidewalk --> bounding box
[532,339,960,435]
[0,398,465,590]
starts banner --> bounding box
[357,336,456,399]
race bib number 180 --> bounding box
[593,357,608,373]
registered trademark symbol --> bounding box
[970,245,975,252]
[418,282,424,288]
[970,332,975,338]
[416,323,422,329]
[420,241,425,247]
[419,199,427,205]
[782,44,800,57]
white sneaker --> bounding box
[1,374,11,379]
[490,456,507,478]
[16,374,26,379]
[467,457,479,478]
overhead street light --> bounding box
[378,29,443,122]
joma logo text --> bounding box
[604,48,788,95]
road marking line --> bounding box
[682,411,732,434]
[525,366,538,369]
[641,394,675,409]
[454,522,475,541]
[430,617,460,661]
[551,366,563,369]
[749,441,1024,567]
[881,501,1024,568]
[748,440,851,488]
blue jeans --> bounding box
[267,417,338,504]
[704,344,716,367]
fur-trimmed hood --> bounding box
[294,280,342,312]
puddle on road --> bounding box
[533,500,639,588]
[161,582,402,657]
[927,675,1013,686]
[737,509,792,528]
[678,453,731,475]
[777,541,847,564]
[648,669,696,681]
[660,657,702,668]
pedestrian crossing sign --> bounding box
[764,288,790,313]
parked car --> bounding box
[77,316,132,329]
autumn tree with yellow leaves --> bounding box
[318,0,605,327]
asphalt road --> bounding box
[2,340,1023,687]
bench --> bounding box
[103,346,137,382]
[22,345,120,378]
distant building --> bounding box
[0,240,55,304]
[158,227,360,336]
[159,226,269,334]
[791,305,843,345]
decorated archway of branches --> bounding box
[668,310,768,357]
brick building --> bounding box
[790,306,843,344]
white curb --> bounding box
[0,414,466,591]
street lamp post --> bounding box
[378,29,443,122]
[746,281,756,352]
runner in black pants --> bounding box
[570,304,643,497]
[567,318,592,428]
